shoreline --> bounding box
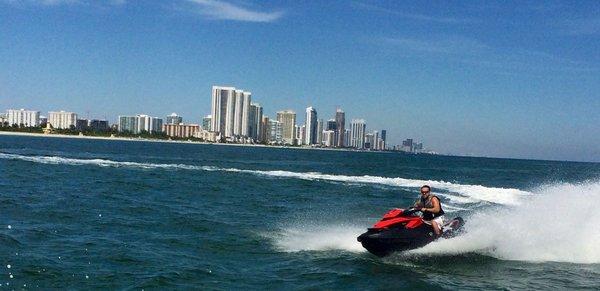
[0,130,386,154]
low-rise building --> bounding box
[89,119,109,131]
[163,123,200,138]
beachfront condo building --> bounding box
[48,111,78,129]
[241,91,251,137]
[305,107,318,145]
[247,103,263,141]
[276,110,296,145]
[210,86,253,140]
[118,114,163,134]
[163,123,200,138]
[7,109,40,127]
[350,119,367,149]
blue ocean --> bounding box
[1,135,599,289]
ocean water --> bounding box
[1,135,599,290]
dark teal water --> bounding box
[1,135,599,289]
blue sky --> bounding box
[1,0,599,162]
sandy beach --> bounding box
[0,130,375,153]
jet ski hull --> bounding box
[357,224,434,257]
[358,215,465,257]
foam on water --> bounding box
[271,224,366,253]
[407,180,600,264]
[0,153,528,206]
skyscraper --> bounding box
[373,131,380,150]
[345,129,351,147]
[276,110,296,145]
[381,130,387,143]
[247,103,263,141]
[350,119,366,149]
[316,119,324,145]
[241,91,252,137]
[233,90,244,136]
[260,116,269,143]
[211,86,235,137]
[365,133,374,149]
[335,108,345,147]
[225,90,237,138]
[305,107,318,145]
[298,125,306,145]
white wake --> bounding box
[407,181,600,264]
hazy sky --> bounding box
[1,0,599,162]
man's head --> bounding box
[420,185,431,197]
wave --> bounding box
[406,181,600,264]
[0,152,528,205]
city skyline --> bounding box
[1,1,599,161]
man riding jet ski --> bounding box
[357,185,464,257]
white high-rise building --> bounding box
[323,130,335,147]
[268,120,283,144]
[233,90,244,136]
[211,86,253,139]
[137,114,163,133]
[305,107,318,145]
[118,114,162,134]
[276,110,296,145]
[350,119,367,149]
[316,119,324,145]
[225,90,237,138]
[48,111,78,129]
[7,109,40,127]
[211,86,235,137]
[241,91,252,137]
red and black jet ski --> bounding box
[357,208,464,257]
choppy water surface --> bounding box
[1,135,599,289]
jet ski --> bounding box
[357,208,464,257]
